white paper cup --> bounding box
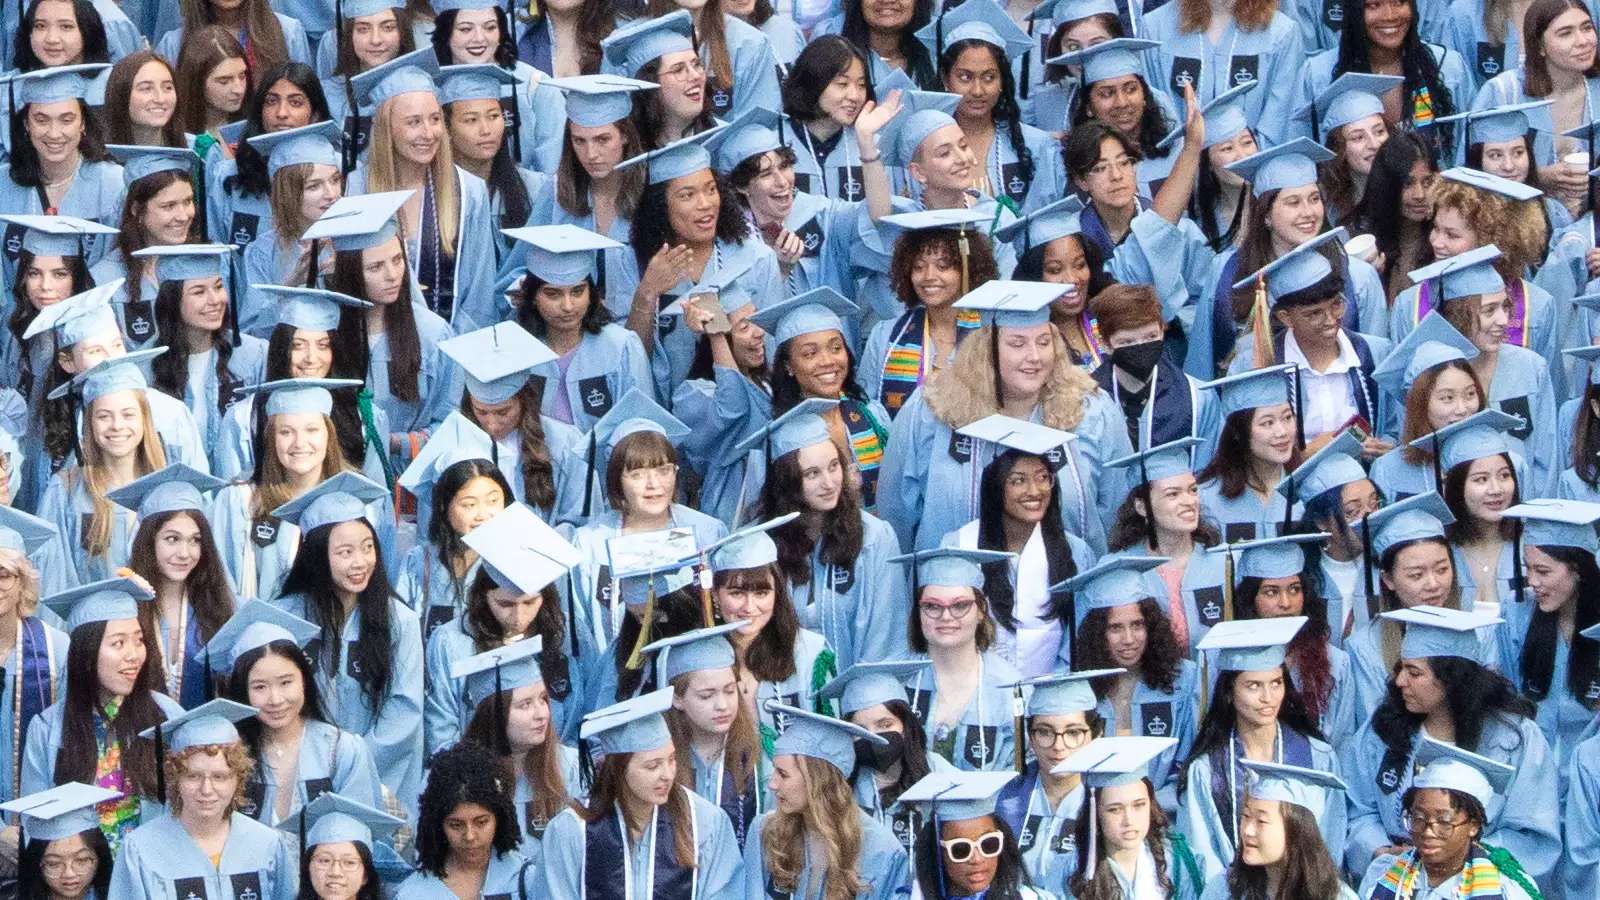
[1567,151,1590,172]
[1344,233,1377,264]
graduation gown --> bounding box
[1344,616,1499,724]
[273,592,425,818]
[791,512,910,673]
[0,160,121,270]
[649,237,782,402]
[905,651,1023,773]
[212,393,393,488]
[851,752,955,865]
[0,0,143,71]
[514,743,583,865]
[1356,849,1538,900]
[739,809,909,900]
[535,786,743,900]
[238,719,382,826]
[1196,477,1293,544]
[150,596,230,709]
[947,519,1093,676]
[1388,278,1564,411]
[751,628,834,741]
[1561,729,1600,900]
[0,617,65,805]
[395,546,483,645]
[685,742,764,851]
[859,308,977,421]
[1288,44,1473,145]
[155,15,313,69]
[395,849,536,899]
[206,160,275,250]
[1496,619,1599,799]
[525,181,639,322]
[365,303,466,472]
[788,124,873,205]
[772,190,865,300]
[1065,838,1207,900]
[1114,548,1228,658]
[670,369,770,527]
[1091,355,1220,455]
[176,340,270,471]
[211,481,399,602]
[421,619,580,758]
[109,811,297,900]
[1203,873,1356,900]
[36,470,138,582]
[541,324,653,433]
[1094,662,1200,814]
[997,762,1086,892]
[404,416,593,535]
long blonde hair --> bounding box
[924,325,1098,432]
[365,95,461,256]
[761,756,867,900]
[78,391,167,559]
[251,412,350,518]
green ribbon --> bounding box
[988,195,1023,238]
[357,387,396,490]
[1485,843,1545,900]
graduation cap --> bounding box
[450,635,546,714]
[41,576,155,632]
[730,397,838,460]
[1231,227,1348,304]
[1406,244,1506,305]
[991,196,1086,251]
[201,600,320,675]
[599,9,695,76]
[1050,736,1177,870]
[1276,428,1366,502]
[1030,0,1117,20]
[132,243,232,285]
[894,770,1016,820]
[22,279,123,343]
[1225,138,1336,195]
[1436,100,1552,146]
[255,285,372,333]
[1304,73,1403,137]
[915,0,1033,64]
[1380,605,1499,661]
[642,621,743,685]
[746,287,859,345]
[767,701,886,775]
[818,660,928,716]
[588,388,691,456]
[270,471,388,534]
[106,463,227,519]
[438,63,519,105]
[105,144,200,187]
[462,501,582,594]
[1223,533,1330,581]
[1107,437,1202,488]
[1052,555,1167,622]
[1411,734,1514,811]
[953,278,1066,329]
[1370,312,1479,401]
[1199,363,1295,417]
[705,512,800,572]
[614,122,728,186]
[876,89,963,169]
[1366,491,1454,559]
[0,506,59,558]
[1438,166,1542,202]
[0,214,117,258]
[1196,616,1305,671]
[1239,760,1348,813]
[890,546,1016,592]
[7,63,107,106]
[1502,498,1600,555]
[137,698,258,799]
[1007,669,1123,716]
[245,120,342,179]
[957,414,1076,457]
[46,346,164,403]
[1405,408,1524,473]
[605,527,699,632]
[0,783,121,844]
[396,411,496,499]
[1157,81,1258,152]
[351,47,440,109]
[236,377,364,417]
[302,190,416,253]
[283,792,404,850]
[502,224,624,286]
[1047,38,1158,85]
[704,107,788,174]
[440,322,556,405]
[581,688,675,758]
[339,0,404,18]
[545,74,658,128]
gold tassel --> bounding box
[625,581,656,670]
[1223,545,1236,623]
[699,552,715,628]
[1250,271,1274,369]
[959,227,971,296]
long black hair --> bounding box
[17,827,113,900]
[839,0,938,89]
[228,639,331,747]
[855,698,935,805]
[10,251,92,400]
[443,97,532,229]
[937,39,1033,191]
[1349,129,1436,289]
[1180,667,1325,801]
[782,35,877,124]
[262,321,368,466]
[13,0,109,70]
[228,62,333,199]
[975,449,1078,631]
[1518,544,1600,708]
[1067,75,1172,161]
[628,170,751,273]
[912,816,1031,900]
[513,271,609,337]
[1372,655,1535,759]
[769,338,870,415]
[279,519,399,712]
[1189,133,1257,250]
[1332,0,1455,146]
[150,277,240,415]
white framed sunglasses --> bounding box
[940,830,1004,863]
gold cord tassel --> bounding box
[699,552,715,628]
[959,228,972,296]
[1223,546,1236,623]
[1250,271,1274,369]
[625,582,656,670]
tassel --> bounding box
[1138,455,1156,550]
[154,725,167,803]
[566,569,581,658]
[298,806,307,852]
[508,82,523,162]
[582,431,597,517]
[227,248,241,348]
[1012,685,1026,773]
[494,663,510,756]
[1362,514,1378,619]
[698,551,714,628]
[1429,426,1443,489]
[578,737,594,792]
[1512,521,1525,606]
[624,580,655,670]
[1222,543,1235,622]
[1250,271,1273,369]
[203,652,214,702]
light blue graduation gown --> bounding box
[945,518,1092,675]
[788,123,873,205]
[396,849,535,899]
[775,190,865,300]
[1368,446,1436,501]
[1116,548,1228,658]
[273,591,425,820]
[37,469,136,581]
[1139,4,1306,148]
[999,763,1085,892]
[972,120,1068,215]
[792,511,910,673]
[1562,730,1600,900]
[751,628,833,740]
[525,181,639,322]
[211,481,398,602]
[904,651,1023,773]
[535,786,744,900]
[1197,477,1292,544]
[213,393,393,488]
[541,324,654,432]
[1496,618,1599,799]
[1289,44,1473,144]
[1341,714,1560,881]
[669,369,769,527]
[109,811,297,900]
[649,237,782,402]
[404,415,593,534]
[851,196,1018,326]
[395,545,483,644]
[207,158,276,249]
[155,16,314,69]
[21,690,185,830]
[1343,616,1499,724]
[1390,273,1563,400]
[239,233,308,338]
[739,809,909,900]
[1094,662,1200,814]
[0,617,66,805]
[366,303,466,472]
[85,253,161,351]
[514,743,583,865]
[1202,872,1357,900]
[149,596,226,709]
[179,339,270,470]
[878,387,1129,555]
[0,0,143,72]
[0,160,121,269]
[1062,838,1206,900]
[713,15,783,119]
[241,719,382,826]
[421,619,580,758]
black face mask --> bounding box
[855,730,907,771]
[1111,338,1164,380]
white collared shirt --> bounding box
[1284,330,1361,439]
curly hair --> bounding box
[924,325,1099,432]
[1069,778,1175,900]
[1107,481,1223,553]
[888,228,999,307]
[163,741,256,813]
[415,742,521,876]
[762,756,867,900]
[761,440,866,584]
[1077,598,1184,694]
[1428,177,1548,278]
[629,171,752,272]
[1372,655,1535,759]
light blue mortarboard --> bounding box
[992,196,1086,250]
[705,513,799,572]
[880,206,994,237]
[545,74,657,128]
[137,698,257,752]
[1052,555,1167,616]
[106,463,227,519]
[46,346,164,403]
[1406,408,1523,472]
[767,701,886,776]
[1199,363,1295,417]
[236,377,363,417]
[1240,760,1348,812]
[1366,491,1454,558]
[601,10,695,76]
[605,528,699,606]
[1436,100,1552,146]
[302,190,415,253]
[1438,166,1543,202]
[642,622,743,684]
[41,577,155,631]
[341,0,403,17]
[1306,73,1403,134]
[0,784,121,843]
[1032,0,1117,20]
[1007,669,1123,716]
[891,546,1016,590]
[1564,343,1600,387]
[201,601,319,674]
[956,414,1077,460]
[587,388,691,452]
[502,224,623,286]
[0,506,59,558]
[451,636,546,708]
[23,279,123,343]
[1277,429,1366,501]
[1157,81,1258,151]
[614,123,727,186]
[1196,616,1306,671]
[1048,38,1159,84]
[8,64,107,105]
[351,47,440,109]
[1502,498,1600,555]
[107,146,199,186]
[916,0,1033,63]
[1226,138,1336,194]
[1406,244,1506,302]
[1219,533,1330,581]
[581,688,675,757]
[704,107,787,174]
[1411,734,1515,810]
[461,503,582,595]
[894,770,1017,821]
[0,214,118,258]
[132,243,232,284]
[255,285,372,333]
[396,412,495,498]
[438,63,519,105]
[746,287,859,345]
[1370,312,1479,399]
[818,660,928,716]
[270,471,389,534]
[1585,621,1600,642]
[876,86,963,169]
[1107,437,1204,487]
[953,279,1067,329]
[1382,606,1499,661]
[730,397,839,459]
[245,120,342,179]
[1051,736,1176,788]
[440,322,556,404]
[286,793,405,849]
[1232,228,1348,302]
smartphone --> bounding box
[688,294,732,334]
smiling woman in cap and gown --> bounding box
[0,782,123,900]
[0,214,116,407]
[1197,761,1357,900]
[235,121,347,325]
[741,702,909,900]
[537,688,743,899]
[1193,365,1300,543]
[287,792,408,899]
[1366,313,1491,501]
[394,741,541,899]
[599,7,780,124]
[109,699,298,900]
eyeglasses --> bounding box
[41,854,97,876]
[660,58,705,81]
[622,463,677,485]
[1402,812,1469,836]
[1288,295,1347,324]
[1029,725,1093,747]
[918,599,976,620]
[941,830,1004,862]
[309,854,365,874]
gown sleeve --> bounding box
[365,604,426,810]
[1177,755,1229,879]
[423,624,466,758]
[331,725,385,811]
[535,809,585,900]
[1563,738,1600,900]
[691,791,744,898]
[875,393,932,552]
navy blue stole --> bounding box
[17,618,52,740]
[583,803,696,899]
[416,177,458,324]
[717,760,757,849]
[1207,727,1313,852]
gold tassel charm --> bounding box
[625,581,656,670]
[1251,270,1274,369]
